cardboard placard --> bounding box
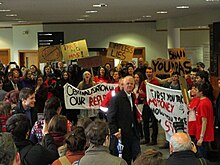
[38,45,62,63]
[168,48,186,60]
[61,39,89,61]
[106,42,134,61]
[151,59,191,75]
[78,56,103,68]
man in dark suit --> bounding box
[108,76,141,165]
[3,71,22,92]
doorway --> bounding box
[18,50,39,68]
[0,49,10,65]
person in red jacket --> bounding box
[196,83,214,158]
[100,78,124,113]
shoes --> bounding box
[147,141,157,146]
[140,139,150,145]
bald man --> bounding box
[167,132,212,165]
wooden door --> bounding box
[19,50,39,68]
[0,49,10,65]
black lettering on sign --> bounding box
[70,96,85,106]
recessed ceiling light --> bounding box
[76,18,85,21]
[176,6,189,9]
[205,0,219,1]
[156,11,168,14]
[0,2,2,5]
[82,15,90,18]
[142,15,152,18]
[93,3,107,8]
[135,18,141,21]
[18,21,27,23]
[6,14,17,17]
[85,10,97,14]
[0,9,11,12]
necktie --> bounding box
[13,83,18,90]
[128,95,133,111]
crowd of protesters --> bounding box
[0,59,220,165]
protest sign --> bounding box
[106,42,135,61]
[146,83,188,141]
[168,48,186,60]
[151,59,191,75]
[78,56,104,68]
[38,45,62,63]
[64,83,118,109]
[61,39,89,61]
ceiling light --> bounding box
[6,14,17,17]
[18,21,27,23]
[205,0,219,1]
[156,11,168,14]
[93,3,107,8]
[82,15,90,18]
[0,9,11,12]
[176,6,189,9]
[76,18,85,21]
[86,10,97,14]
[0,2,2,5]
[142,15,152,18]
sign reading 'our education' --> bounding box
[64,83,118,109]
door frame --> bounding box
[18,50,39,68]
[0,48,10,64]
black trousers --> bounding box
[142,104,158,143]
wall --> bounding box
[43,22,168,62]
[0,27,13,56]
[12,24,43,62]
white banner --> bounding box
[146,83,188,141]
[64,83,118,109]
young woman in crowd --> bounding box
[43,64,53,81]
[126,65,135,77]
[43,115,68,148]
[111,70,121,84]
[20,68,35,89]
[133,72,144,139]
[30,96,71,144]
[77,70,98,118]
[30,64,42,80]
[52,126,86,165]
[94,66,110,83]
[35,75,48,113]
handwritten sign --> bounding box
[151,59,191,75]
[61,40,89,61]
[106,42,134,61]
[64,83,118,109]
[168,48,186,60]
[146,83,188,141]
[38,45,62,63]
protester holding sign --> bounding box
[77,71,97,118]
[139,67,161,145]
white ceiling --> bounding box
[0,0,220,27]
